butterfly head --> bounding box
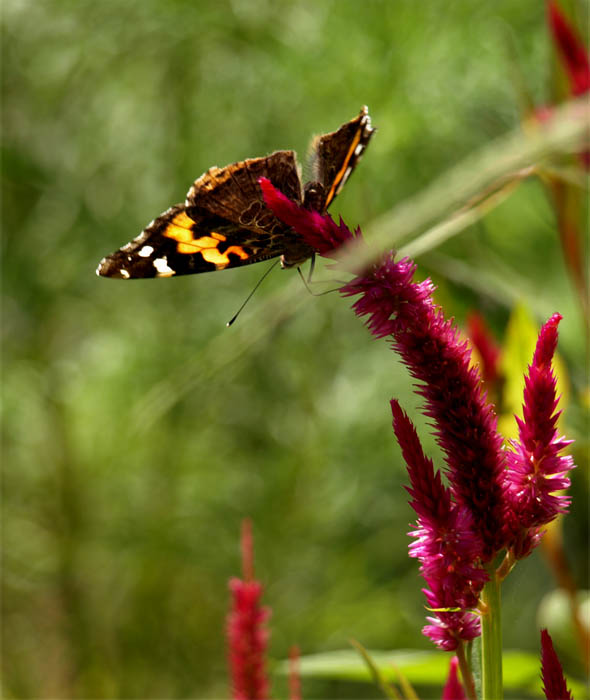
[302,181,326,212]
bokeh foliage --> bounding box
[2,0,588,697]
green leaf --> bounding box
[277,648,561,695]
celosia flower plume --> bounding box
[227,519,271,700]
[503,313,574,558]
[259,177,574,652]
[392,399,485,649]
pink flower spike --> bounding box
[442,656,467,700]
[504,314,575,551]
[258,177,361,258]
[540,629,573,699]
[344,251,508,560]
[422,605,481,651]
[392,400,486,647]
[391,399,451,523]
[547,0,590,96]
[227,520,271,700]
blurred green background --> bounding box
[2,0,588,698]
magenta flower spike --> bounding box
[227,519,271,700]
[503,314,575,558]
[344,258,508,560]
[263,183,504,520]
[392,399,485,650]
[540,629,574,700]
[442,656,467,700]
[261,175,507,550]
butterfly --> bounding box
[96,107,374,280]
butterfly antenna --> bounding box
[226,258,281,327]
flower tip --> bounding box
[534,314,562,368]
[540,628,573,700]
[390,398,403,420]
[442,656,467,700]
[258,176,280,205]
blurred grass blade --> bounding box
[349,639,401,700]
[343,97,589,270]
[390,661,420,700]
[399,166,530,259]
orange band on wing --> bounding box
[202,244,249,268]
[163,216,248,269]
[324,127,362,207]
[162,211,199,244]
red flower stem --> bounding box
[455,642,477,700]
[480,565,503,700]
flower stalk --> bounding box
[454,645,476,700]
[480,566,503,700]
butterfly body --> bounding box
[97,107,374,279]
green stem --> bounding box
[456,642,477,700]
[480,565,503,699]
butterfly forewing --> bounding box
[97,204,294,279]
[97,107,374,280]
[313,105,374,210]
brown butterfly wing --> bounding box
[97,204,302,278]
[97,152,313,279]
[310,106,375,210]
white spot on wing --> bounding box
[120,269,130,279]
[138,245,154,257]
[153,257,175,277]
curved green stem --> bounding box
[480,566,503,699]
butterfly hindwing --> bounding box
[187,151,303,222]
